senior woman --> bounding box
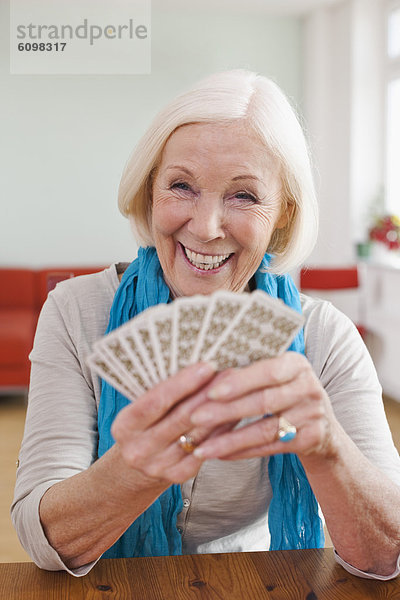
[12,69,400,579]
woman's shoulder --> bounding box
[299,292,372,383]
[50,264,120,300]
[37,264,123,345]
[32,264,127,381]
[46,264,126,319]
[300,292,357,340]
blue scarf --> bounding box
[98,247,324,558]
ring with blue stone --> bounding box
[277,416,297,443]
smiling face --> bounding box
[151,120,288,298]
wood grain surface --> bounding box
[1,549,400,600]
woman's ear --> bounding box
[275,200,295,230]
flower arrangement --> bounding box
[369,214,400,251]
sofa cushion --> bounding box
[0,309,36,366]
[0,365,31,387]
[0,269,36,309]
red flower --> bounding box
[369,214,400,250]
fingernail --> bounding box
[194,445,218,459]
[208,360,219,372]
[193,447,206,458]
[207,382,231,400]
[196,362,217,377]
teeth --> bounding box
[183,246,231,270]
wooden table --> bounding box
[1,548,399,599]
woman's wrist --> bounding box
[100,444,168,499]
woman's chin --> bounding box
[172,269,241,297]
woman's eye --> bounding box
[234,191,258,203]
[171,182,191,192]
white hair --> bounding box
[118,69,318,274]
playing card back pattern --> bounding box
[87,290,304,400]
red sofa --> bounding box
[0,267,104,391]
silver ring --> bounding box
[277,416,297,443]
[178,434,197,454]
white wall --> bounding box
[303,2,352,265]
[302,0,385,267]
[301,1,400,401]
[0,1,302,267]
[364,264,400,401]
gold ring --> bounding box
[277,416,297,443]
[178,434,197,454]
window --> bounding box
[385,3,400,213]
[388,5,400,58]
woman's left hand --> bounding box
[190,352,400,578]
[190,351,340,462]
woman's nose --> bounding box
[187,195,225,242]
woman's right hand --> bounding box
[111,362,234,486]
[38,362,232,571]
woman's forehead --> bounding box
[166,120,258,146]
[158,121,279,177]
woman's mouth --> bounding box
[180,243,233,271]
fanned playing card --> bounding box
[87,289,304,400]
[116,325,155,390]
[125,308,162,385]
[191,291,249,363]
[86,349,138,401]
[96,331,147,395]
[147,304,174,379]
[203,290,304,370]
[170,295,209,374]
